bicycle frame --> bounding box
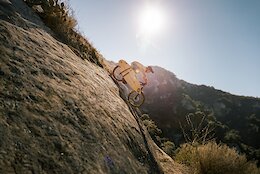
[119,67,132,78]
[117,60,143,94]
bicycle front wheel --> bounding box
[128,90,145,107]
[112,65,123,81]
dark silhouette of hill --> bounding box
[141,66,260,163]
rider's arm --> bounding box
[132,62,148,85]
[131,62,146,72]
[139,71,148,86]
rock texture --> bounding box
[0,0,187,173]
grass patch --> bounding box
[175,141,259,174]
[24,0,103,67]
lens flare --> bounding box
[138,4,166,36]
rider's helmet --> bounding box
[146,66,154,73]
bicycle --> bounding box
[112,60,145,107]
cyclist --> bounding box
[112,60,154,106]
[115,60,154,86]
[131,61,154,86]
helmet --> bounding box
[147,66,154,73]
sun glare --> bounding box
[138,5,166,36]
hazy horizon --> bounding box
[69,0,260,97]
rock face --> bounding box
[0,0,186,173]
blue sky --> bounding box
[69,0,260,97]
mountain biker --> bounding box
[112,60,154,106]
[131,61,154,86]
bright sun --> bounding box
[138,4,166,36]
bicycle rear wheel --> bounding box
[112,65,123,81]
[128,90,145,107]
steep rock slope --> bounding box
[0,0,187,173]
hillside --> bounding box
[0,0,187,173]
[141,66,260,163]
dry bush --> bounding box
[175,142,259,174]
[180,111,215,145]
[24,0,103,67]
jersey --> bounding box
[131,61,147,84]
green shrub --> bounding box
[142,119,162,137]
[140,114,163,145]
[140,114,177,157]
[140,114,150,121]
[161,141,176,157]
[24,0,103,67]
[175,142,259,174]
[224,129,241,142]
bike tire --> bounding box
[112,65,123,81]
[128,90,145,107]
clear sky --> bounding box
[69,0,260,97]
